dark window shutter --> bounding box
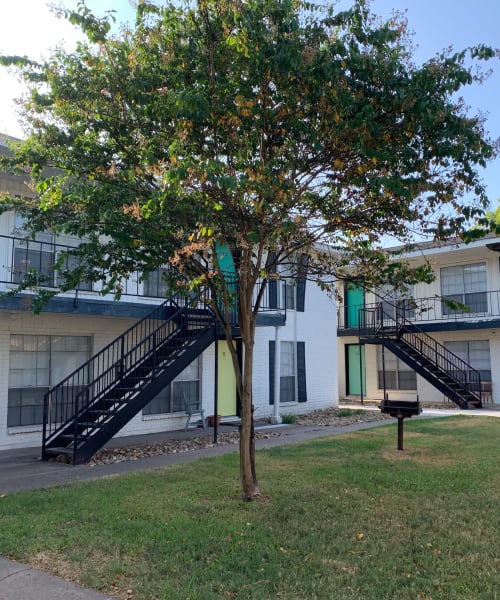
[296,253,309,312]
[269,340,275,404]
[297,341,307,402]
[269,281,278,310]
[266,252,278,309]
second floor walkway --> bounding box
[337,290,500,334]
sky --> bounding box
[0,0,499,207]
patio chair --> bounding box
[182,391,207,431]
[481,381,493,405]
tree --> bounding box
[1,0,497,499]
[485,200,500,226]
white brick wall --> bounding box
[0,312,138,450]
[252,280,338,419]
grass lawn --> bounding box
[1,416,499,599]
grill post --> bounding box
[379,399,421,451]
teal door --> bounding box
[345,284,364,328]
[215,243,238,321]
[346,344,366,396]
[216,243,236,278]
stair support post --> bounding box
[213,325,219,445]
[381,341,388,402]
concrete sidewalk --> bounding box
[0,557,114,600]
[0,406,498,600]
[0,418,389,495]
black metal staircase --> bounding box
[359,305,482,409]
[42,293,217,464]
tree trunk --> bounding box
[237,266,261,500]
[239,335,261,500]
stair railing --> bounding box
[42,271,286,456]
[359,303,482,404]
[42,289,214,450]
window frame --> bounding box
[8,334,91,428]
[280,340,297,403]
[377,346,417,391]
[440,262,488,315]
[443,339,491,383]
[269,340,307,405]
[142,356,201,416]
[12,214,93,292]
[143,266,171,298]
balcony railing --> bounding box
[0,234,286,314]
[338,290,500,330]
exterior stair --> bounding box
[42,293,218,464]
[359,306,482,409]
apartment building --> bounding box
[337,235,500,407]
[0,134,338,456]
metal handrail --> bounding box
[338,290,500,329]
[0,234,287,312]
[42,271,286,455]
[42,290,212,450]
[359,304,482,403]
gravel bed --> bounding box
[88,407,390,466]
[88,430,277,466]
[294,406,392,426]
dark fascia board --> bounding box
[414,319,500,334]
[0,294,288,326]
[0,294,156,319]
[339,319,500,336]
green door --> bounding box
[345,284,364,328]
[216,243,238,319]
[218,341,237,416]
[216,243,236,277]
[346,344,366,396]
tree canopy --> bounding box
[485,200,500,226]
[1,0,498,498]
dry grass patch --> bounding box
[31,551,82,583]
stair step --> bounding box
[44,446,74,456]
[99,399,128,407]
[87,409,114,416]
[59,435,86,444]
[77,421,105,429]
[104,391,132,400]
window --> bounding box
[377,284,415,321]
[280,341,296,403]
[143,266,170,298]
[279,254,309,312]
[8,335,91,427]
[12,217,55,286]
[377,346,417,390]
[275,253,309,312]
[266,252,308,312]
[269,340,307,404]
[143,357,200,415]
[57,253,93,292]
[278,261,296,310]
[441,263,487,315]
[444,340,491,383]
[12,215,92,291]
